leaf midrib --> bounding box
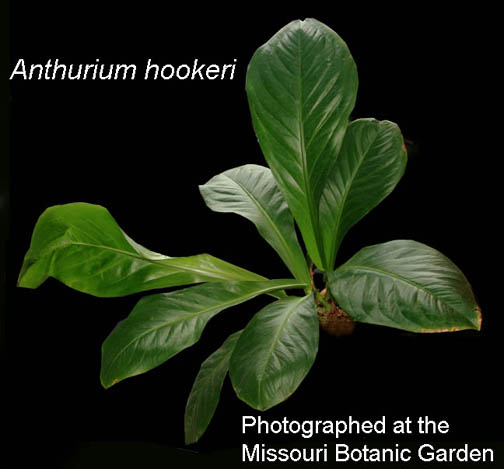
[296,27,324,268]
[335,264,474,324]
[328,129,380,265]
[228,175,304,281]
[103,281,306,384]
[186,337,236,441]
[256,296,306,409]
[66,241,262,280]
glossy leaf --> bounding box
[327,240,481,332]
[230,295,318,411]
[100,279,306,388]
[200,164,309,284]
[246,18,358,270]
[320,119,407,268]
[18,203,273,297]
[184,330,242,445]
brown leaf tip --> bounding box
[476,306,482,330]
[421,326,462,334]
[421,306,482,333]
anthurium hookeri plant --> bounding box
[18,19,481,444]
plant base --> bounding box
[317,300,355,337]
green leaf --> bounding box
[246,18,358,270]
[320,119,407,269]
[18,203,274,297]
[327,240,481,333]
[184,330,242,445]
[200,164,309,284]
[229,295,318,411]
[100,279,306,388]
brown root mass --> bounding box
[316,296,355,337]
[310,266,355,337]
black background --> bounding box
[6,3,502,468]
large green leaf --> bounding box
[320,119,407,269]
[246,18,358,270]
[18,203,273,297]
[200,164,309,284]
[100,279,306,388]
[184,330,242,445]
[229,295,318,411]
[327,240,481,332]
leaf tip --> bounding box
[476,305,482,331]
[16,273,40,290]
[17,258,36,288]
[101,377,119,389]
[184,433,197,446]
[419,306,482,333]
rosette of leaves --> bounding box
[18,19,481,444]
